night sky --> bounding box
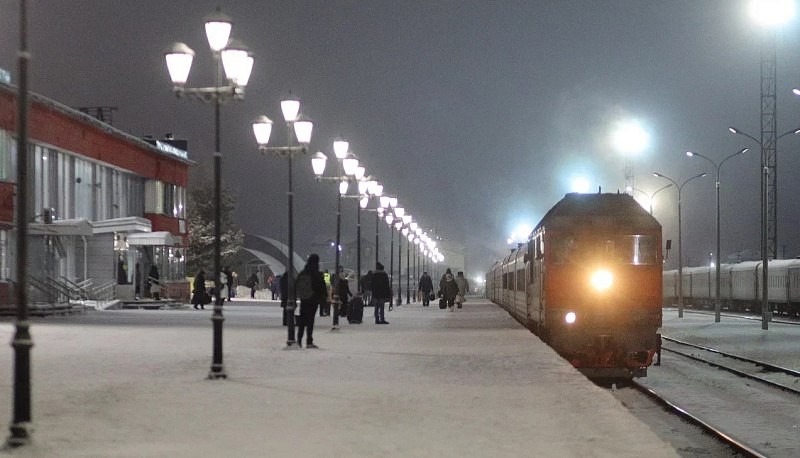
[3,0,800,275]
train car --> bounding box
[487,192,662,378]
[662,259,800,316]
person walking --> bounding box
[334,266,352,325]
[361,270,373,306]
[439,268,459,312]
[371,262,391,324]
[223,266,234,302]
[295,254,327,348]
[454,271,470,309]
[418,271,434,307]
[320,269,332,317]
[271,274,280,300]
[191,269,207,310]
[246,272,259,299]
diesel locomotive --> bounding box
[486,192,663,378]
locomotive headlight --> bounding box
[590,269,613,291]
[565,311,577,324]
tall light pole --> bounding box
[686,147,749,322]
[311,140,355,330]
[728,126,798,329]
[252,100,314,347]
[165,8,254,378]
[8,0,31,447]
[653,171,708,318]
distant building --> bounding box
[0,82,192,309]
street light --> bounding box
[653,171,708,318]
[165,7,254,379]
[311,139,352,330]
[630,184,673,215]
[252,99,313,347]
[686,147,749,322]
[728,125,799,329]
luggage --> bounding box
[429,292,436,301]
[348,296,364,324]
[439,298,446,309]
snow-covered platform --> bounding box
[0,299,679,457]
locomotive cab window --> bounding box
[618,235,657,265]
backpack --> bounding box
[295,272,315,300]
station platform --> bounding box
[0,299,679,457]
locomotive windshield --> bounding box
[551,234,657,265]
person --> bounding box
[192,269,207,310]
[335,266,352,321]
[439,268,459,312]
[361,270,373,306]
[247,272,259,299]
[320,269,332,317]
[454,271,470,309]
[223,266,234,302]
[271,274,281,300]
[418,271,434,307]
[295,254,327,348]
[371,262,391,324]
[117,258,128,285]
[148,265,161,300]
[217,270,228,304]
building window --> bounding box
[0,130,12,180]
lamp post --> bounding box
[406,225,413,304]
[8,0,31,447]
[653,171,708,318]
[729,126,799,329]
[631,184,673,215]
[165,8,254,378]
[311,139,354,329]
[686,147,749,322]
[252,100,314,347]
[393,207,406,304]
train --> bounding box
[663,260,800,316]
[486,192,663,378]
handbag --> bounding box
[429,292,436,301]
[438,298,446,309]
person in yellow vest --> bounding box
[321,269,332,316]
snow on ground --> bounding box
[0,299,679,457]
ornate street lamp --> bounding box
[164,7,254,379]
[253,100,313,347]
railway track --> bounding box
[660,336,800,396]
[626,381,766,458]
[632,336,800,457]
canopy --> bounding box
[127,231,182,246]
[28,218,93,236]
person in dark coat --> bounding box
[334,266,352,320]
[192,269,207,310]
[371,262,391,324]
[246,272,259,299]
[418,271,434,307]
[361,270,373,305]
[439,268,459,311]
[295,254,327,348]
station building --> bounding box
[0,81,191,310]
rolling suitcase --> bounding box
[348,296,364,324]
